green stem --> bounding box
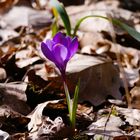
[63,81,73,128]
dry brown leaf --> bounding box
[0,129,9,140]
[116,106,140,126]
[0,68,7,81]
[130,86,140,109]
[0,82,30,115]
[122,67,139,87]
[27,99,72,139]
[0,0,18,14]
[66,54,121,106]
[0,29,19,45]
[27,100,65,140]
[1,6,52,30]
[16,57,40,68]
[1,54,27,81]
[86,106,140,139]
[0,105,30,134]
[87,115,124,137]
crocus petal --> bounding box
[68,37,78,58]
[41,42,55,62]
[53,44,68,64]
[53,32,64,43]
[45,39,55,51]
[53,32,69,47]
[66,36,72,47]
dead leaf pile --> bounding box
[0,0,140,139]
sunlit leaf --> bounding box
[51,20,59,37]
[50,0,71,36]
[51,8,59,37]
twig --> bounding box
[106,13,132,108]
[103,104,114,138]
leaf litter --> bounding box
[0,0,140,139]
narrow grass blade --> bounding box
[51,8,59,37]
[73,15,140,42]
[63,82,72,122]
[51,20,59,37]
[112,19,140,42]
[50,0,71,36]
[71,79,80,128]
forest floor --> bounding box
[0,0,140,139]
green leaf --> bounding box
[111,19,140,42]
[73,15,96,37]
[51,8,59,37]
[63,79,80,129]
[51,20,59,37]
[73,15,140,42]
[63,81,74,128]
[71,79,80,129]
[63,81,72,117]
[50,0,71,36]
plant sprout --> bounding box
[41,31,79,129]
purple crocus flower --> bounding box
[41,32,78,79]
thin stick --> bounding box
[104,105,114,133]
[107,13,132,108]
